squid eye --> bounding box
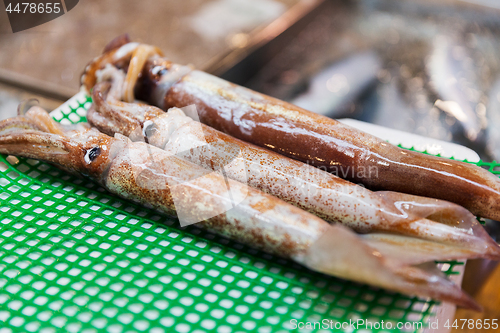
[151,65,167,77]
[143,120,157,139]
[85,147,101,164]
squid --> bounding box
[84,65,500,261]
[81,36,500,221]
[0,107,484,310]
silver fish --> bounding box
[365,76,453,142]
[487,78,500,162]
[427,36,484,142]
[291,52,382,117]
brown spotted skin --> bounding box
[133,63,500,221]
[102,139,329,258]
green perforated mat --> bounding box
[0,93,497,333]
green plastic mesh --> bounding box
[0,93,493,333]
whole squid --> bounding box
[81,36,500,221]
[85,65,500,261]
[0,107,482,310]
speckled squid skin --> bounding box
[146,109,385,227]
[104,136,329,258]
[129,58,500,222]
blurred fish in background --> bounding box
[360,72,453,142]
[246,0,500,161]
[291,52,381,117]
[487,78,500,162]
[427,35,487,145]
